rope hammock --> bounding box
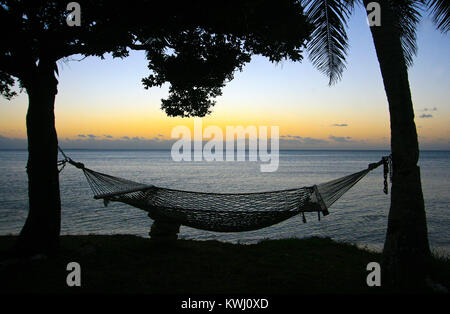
[58,147,392,232]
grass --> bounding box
[0,235,448,294]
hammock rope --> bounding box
[58,147,392,232]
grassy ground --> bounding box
[0,235,448,294]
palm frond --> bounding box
[303,0,353,85]
[342,0,357,10]
[427,0,450,33]
[389,0,424,68]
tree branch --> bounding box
[0,55,24,79]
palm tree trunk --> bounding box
[363,0,431,289]
[16,58,61,256]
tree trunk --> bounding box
[363,0,431,289]
[16,58,61,256]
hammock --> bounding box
[58,148,392,232]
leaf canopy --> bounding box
[303,0,449,84]
[0,0,311,117]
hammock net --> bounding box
[59,150,391,232]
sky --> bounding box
[0,5,449,150]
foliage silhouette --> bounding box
[0,0,311,255]
[302,0,449,288]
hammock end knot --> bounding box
[58,146,85,169]
[68,159,85,170]
[367,155,392,195]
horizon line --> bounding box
[1,148,449,152]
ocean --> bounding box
[0,149,448,253]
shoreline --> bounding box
[1,235,448,294]
[2,232,449,256]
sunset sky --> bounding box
[1,6,449,150]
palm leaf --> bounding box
[427,0,450,33]
[303,0,353,85]
[388,0,424,68]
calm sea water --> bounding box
[0,150,448,253]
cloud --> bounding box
[59,137,177,149]
[421,107,437,112]
[419,114,433,118]
[0,135,27,149]
[104,134,113,138]
[77,134,86,138]
[279,136,328,146]
[331,123,348,127]
[87,134,97,138]
[3,134,444,150]
[302,137,328,145]
[329,135,352,142]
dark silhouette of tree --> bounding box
[302,0,448,289]
[0,0,311,256]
